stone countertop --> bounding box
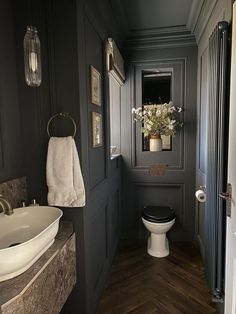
[0,221,74,307]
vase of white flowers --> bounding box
[132,102,183,152]
[149,134,162,151]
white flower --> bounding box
[162,107,168,114]
[132,101,182,136]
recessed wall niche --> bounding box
[133,60,185,169]
[142,70,172,151]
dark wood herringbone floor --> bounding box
[97,241,217,314]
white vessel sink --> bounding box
[0,205,63,282]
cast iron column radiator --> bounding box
[206,21,229,303]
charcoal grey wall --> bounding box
[10,0,123,313]
[62,1,123,312]
[13,0,53,204]
[0,1,197,312]
[0,0,24,183]
[121,45,198,241]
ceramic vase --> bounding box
[149,135,162,152]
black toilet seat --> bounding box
[142,206,175,223]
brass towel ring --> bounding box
[47,112,77,138]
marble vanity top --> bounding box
[0,222,75,311]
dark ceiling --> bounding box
[122,0,193,30]
[110,0,195,40]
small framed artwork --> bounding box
[90,65,101,106]
[92,112,103,147]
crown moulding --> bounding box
[117,0,218,49]
[190,0,218,44]
[187,0,205,34]
[124,26,196,50]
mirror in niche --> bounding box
[142,70,172,151]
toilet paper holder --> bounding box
[195,188,206,203]
[199,185,206,191]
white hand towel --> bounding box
[46,136,85,207]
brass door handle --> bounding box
[219,192,231,200]
[218,183,232,217]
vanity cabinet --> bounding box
[0,222,76,314]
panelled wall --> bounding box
[4,0,123,313]
[77,4,122,311]
[121,46,197,241]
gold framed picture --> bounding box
[92,112,103,147]
[90,65,101,106]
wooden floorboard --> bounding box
[97,241,217,314]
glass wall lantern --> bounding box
[23,26,42,87]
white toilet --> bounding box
[142,206,175,257]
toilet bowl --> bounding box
[142,206,175,257]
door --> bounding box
[225,3,236,313]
